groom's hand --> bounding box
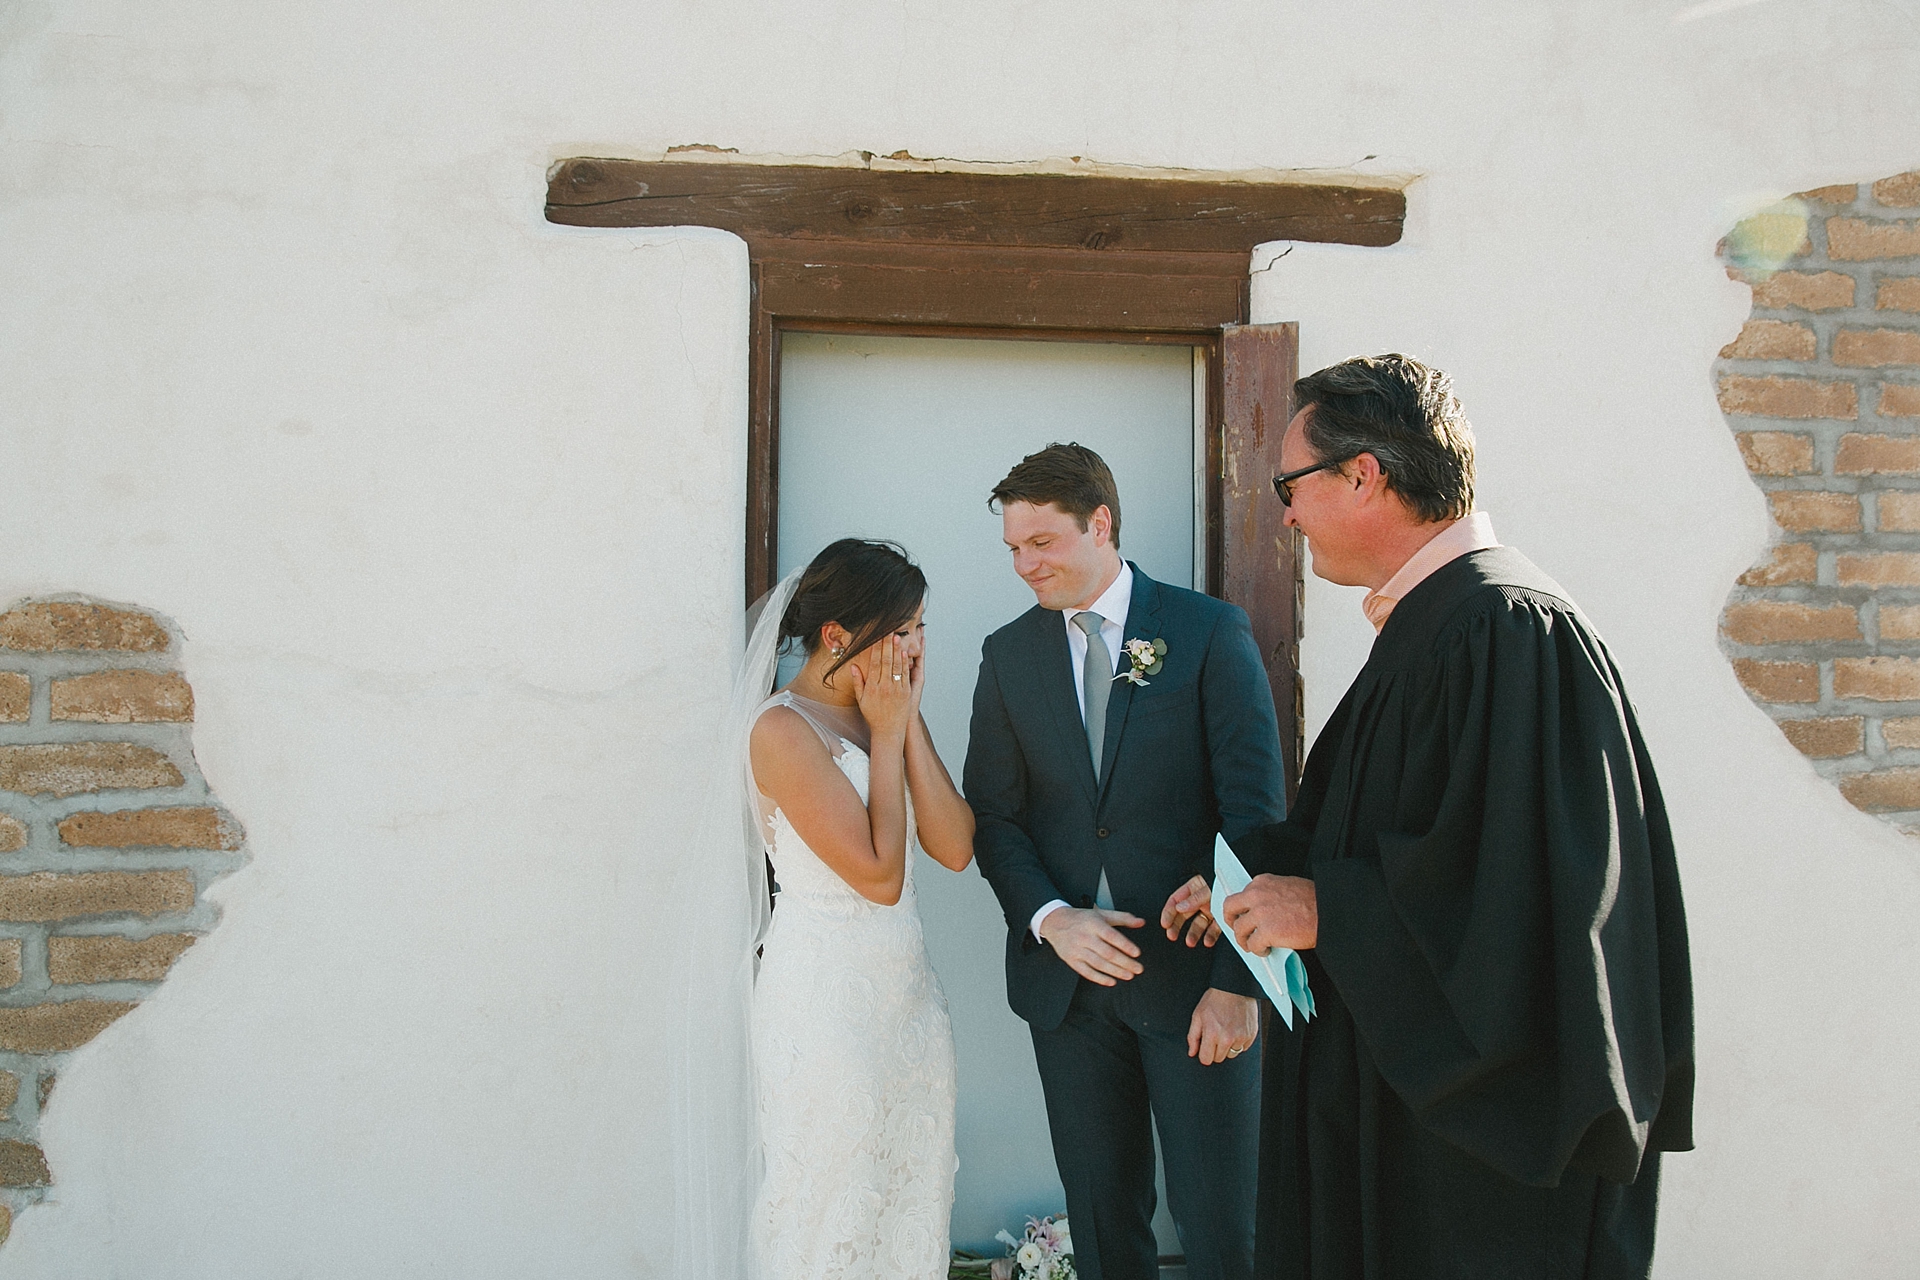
[1160,875,1223,948]
[1188,988,1258,1065]
[1038,907,1145,986]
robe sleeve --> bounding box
[1311,592,1693,1187]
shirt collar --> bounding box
[1361,513,1500,632]
[1069,560,1133,633]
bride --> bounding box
[728,537,975,1279]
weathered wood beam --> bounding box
[547,159,1404,251]
[755,244,1248,332]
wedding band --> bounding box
[1228,1048,1242,1057]
[893,674,902,681]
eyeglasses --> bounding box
[1271,456,1354,506]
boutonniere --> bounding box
[1117,637,1168,686]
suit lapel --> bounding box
[1096,566,1161,805]
[1030,606,1099,808]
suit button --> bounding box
[1097,828,1110,838]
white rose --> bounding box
[1018,1242,1045,1273]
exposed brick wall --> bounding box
[0,599,246,1244]
[1720,172,1920,832]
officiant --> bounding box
[1219,355,1695,1279]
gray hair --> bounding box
[1293,354,1476,523]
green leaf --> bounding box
[1146,661,1163,675]
[1152,638,1168,655]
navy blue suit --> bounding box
[966,565,1285,1280]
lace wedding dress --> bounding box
[749,692,958,1280]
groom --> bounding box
[965,443,1286,1280]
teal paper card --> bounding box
[1213,833,1315,1028]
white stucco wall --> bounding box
[1,0,1916,1274]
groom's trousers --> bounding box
[1030,976,1261,1280]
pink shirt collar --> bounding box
[1361,512,1500,632]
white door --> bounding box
[777,331,1202,1254]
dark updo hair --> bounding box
[779,539,928,684]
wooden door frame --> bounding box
[548,157,1408,788]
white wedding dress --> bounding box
[748,691,958,1280]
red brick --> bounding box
[0,870,195,921]
[1720,319,1817,361]
[1769,491,1861,532]
[1723,601,1860,645]
[1828,218,1920,261]
[1733,659,1820,703]
[1839,552,1920,586]
[1872,173,1920,208]
[1836,433,1920,474]
[1778,716,1863,757]
[48,933,197,984]
[1880,605,1920,640]
[0,674,24,724]
[1834,328,1920,368]
[1835,656,1920,700]
[1841,767,1920,812]
[1738,542,1817,586]
[1799,184,1860,206]
[0,816,23,854]
[1883,716,1920,749]
[1878,491,1920,530]
[58,807,238,850]
[0,1001,135,1053]
[1718,375,1858,419]
[0,743,182,797]
[0,603,168,653]
[1745,269,1856,311]
[0,1141,49,1188]
[1881,385,1920,418]
[1735,431,1817,475]
[50,671,192,723]
[1878,278,1920,313]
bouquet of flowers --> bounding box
[949,1213,1075,1280]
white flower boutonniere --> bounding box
[1116,637,1168,686]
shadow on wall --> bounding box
[1719,170,1920,832]
[0,599,248,1243]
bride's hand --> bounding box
[848,634,914,745]
[906,630,927,717]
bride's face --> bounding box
[829,599,928,680]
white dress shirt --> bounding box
[1030,561,1132,940]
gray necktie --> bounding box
[1073,610,1116,911]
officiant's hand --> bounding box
[1188,988,1258,1065]
[1222,874,1318,955]
[1038,907,1145,986]
[1160,875,1223,948]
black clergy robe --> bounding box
[1244,547,1693,1280]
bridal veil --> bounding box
[669,566,804,1280]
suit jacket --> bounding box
[965,564,1287,1031]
